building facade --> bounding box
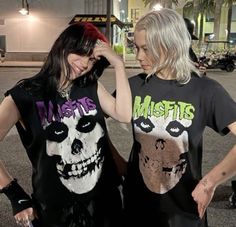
[0,0,235,61]
[0,0,125,61]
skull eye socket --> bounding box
[45,121,69,142]
[134,116,155,133]
[166,120,186,137]
[76,115,96,133]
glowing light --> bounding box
[153,4,163,11]
[19,8,28,15]
[208,34,215,40]
[19,0,29,16]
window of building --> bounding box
[232,5,236,21]
[0,35,6,52]
[229,32,236,44]
[130,8,140,23]
[206,11,214,22]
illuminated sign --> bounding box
[69,14,124,28]
[73,15,117,23]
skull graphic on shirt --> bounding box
[44,108,104,194]
[134,109,192,194]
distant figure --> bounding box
[0,48,5,63]
[184,18,198,63]
[184,18,206,75]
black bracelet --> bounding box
[0,178,17,193]
[0,178,33,215]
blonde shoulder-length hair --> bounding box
[135,8,200,83]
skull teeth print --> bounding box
[162,159,187,175]
[134,109,192,194]
[43,107,105,194]
[57,148,103,179]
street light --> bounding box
[19,0,29,16]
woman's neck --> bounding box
[58,79,72,90]
[156,69,176,80]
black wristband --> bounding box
[0,178,33,215]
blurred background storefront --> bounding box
[0,0,236,62]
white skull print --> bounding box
[134,110,192,194]
[44,108,105,194]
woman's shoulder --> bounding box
[191,73,222,89]
[5,81,25,97]
[5,75,41,100]
[129,73,147,83]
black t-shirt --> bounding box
[5,80,120,209]
[125,73,236,217]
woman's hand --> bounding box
[93,40,124,68]
[191,178,215,219]
[14,207,37,226]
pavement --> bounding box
[0,65,236,226]
[0,55,140,68]
[0,61,44,67]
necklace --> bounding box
[58,83,73,100]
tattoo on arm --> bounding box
[201,179,210,194]
[201,179,208,187]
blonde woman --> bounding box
[123,8,236,227]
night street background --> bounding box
[0,67,236,226]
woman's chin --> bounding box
[71,71,83,80]
[143,69,152,74]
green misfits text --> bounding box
[133,96,195,120]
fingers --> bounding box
[192,190,205,219]
[197,202,206,219]
[94,40,123,67]
[192,191,208,219]
[96,39,106,47]
[15,208,35,227]
[192,192,206,219]
[96,39,102,46]
[94,42,108,60]
[15,215,34,226]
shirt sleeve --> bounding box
[206,80,236,135]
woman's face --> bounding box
[67,53,97,80]
[134,29,155,74]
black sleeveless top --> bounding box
[5,80,120,209]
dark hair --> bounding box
[20,22,109,98]
[184,18,198,40]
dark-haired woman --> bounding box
[0,22,131,227]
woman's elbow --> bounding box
[121,116,131,123]
[117,112,132,123]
